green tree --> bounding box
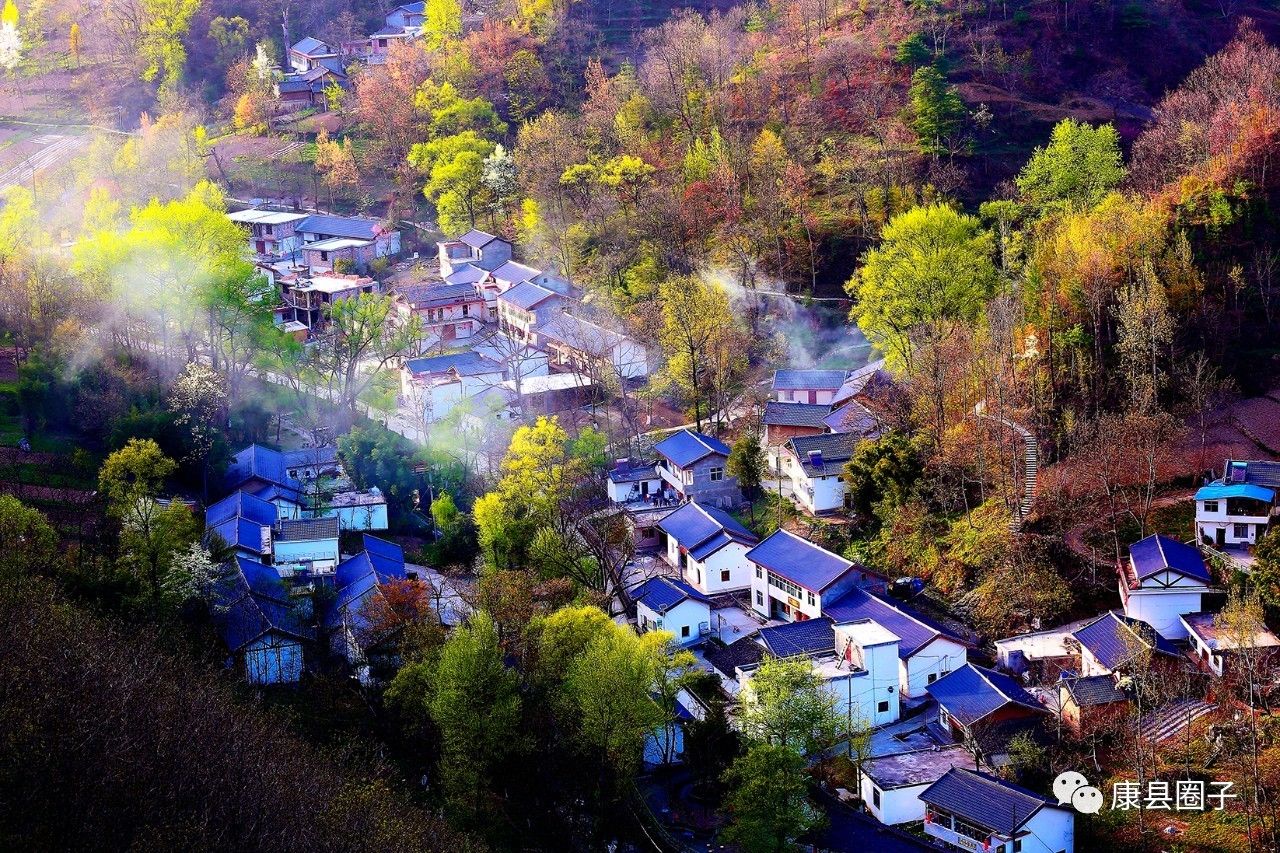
[842,431,924,520]
[1016,119,1125,213]
[1252,529,1280,613]
[722,743,823,853]
[658,276,732,431]
[337,423,421,517]
[0,495,60,580]
[310,293,423,418]
[423,0,462,49]
[167,361,227,499]
[138,0,201,96]
[895,32,930,68]
[429,612,525,825]
[849,204,995,374]
[429,492,478,569]
[207,15,249,69]
[737,656,843,756]
[908,65,965,155]
[728,430,765,499]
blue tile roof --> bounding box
[1128,534,1211,584]
[1072,612,1180,671]
[205,490,277,528]
[297,214,383,240]
[499,280,558,311]
[209,517,270,555]
[291,37,332,55]
[653,429,731,468]
[786,432,857,477]
[225,445,301,493]
[824,588,955,658]
[404,351,501,376]
[772,369,851,391]
[457,228,499,249]
[213,559,313,651]
[1194,483,1275,503]
[1226,459,1280,489]
[926,664,1046,728]
[657,501,757,558]
[920,768,1056,836]
[325,543,408,633]
[445,263,489,285]
[757,619,836,658]
[633,576,711,615]
[400,281,481,308]
[745,529,854,592]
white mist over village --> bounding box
[1,2,1279,852]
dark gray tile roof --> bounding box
[274,516,340,541]
[1062,674,1127,707]
[763,401,830,428]
[786,432,857,476]
[920,768,1056,836]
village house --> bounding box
[779,432,858,515]
[535,313,651,380]
[920,767,1074,853]
[438,229,512,277]
[227,208,308,259]
[656,500,759,595]
[399,351,507,422]
[395,282,486,347]
[633,575,712,645]
[652,429,740,508]
[497,281,566,343]
[288,37,337,72]
[297,213,400,273]
[606,459,665,505]
[224,444,388,532]
[1058,674,1129,735]
[275,60,348,109]
[746,529,881,621]
[205,490,276,562]
[1195,480,1276,548]
[1072,611,1182,677]
[213,556,314,685]
[761,401,828,469]
[326,536,413,683]
[1181,611,1280,678]
[824,587,968,699]
[280,272,377,330]
[772,368,851,405]
[926,663,1051,763]
[859,746,977,826]
[1119,533,1215,640]
[271,517,341,577]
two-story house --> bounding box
[227,208,308,258]
[497,281,564,343]
[437,229,512,277]
[652,429,740,507]
[288,37,337,72]
[746,529,882,621]
[762,401,828,470]
[1195,481,1276,548]
[1119,533,1214,640]
[212,556,314,684]
[400,351,506,422]
[280,272,376,330]
[272,517,341,576]
[396,282,486,346]
[205,490,276,562]
[779,432,859,515]
[656,500,760,594]
[535,313,651,380]
[920,768,1074,853]
[772,368,852,404]
[296,214,400,271]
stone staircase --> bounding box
[973,403,1040,529]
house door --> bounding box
[442,324,456,341]
[1216,528,1225,546]
[256,241,266,254]
[641,481,650,497]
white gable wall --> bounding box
[901,636,968,699]
[1124,588,1204,640]
[860,775,933,825]
[682,542,754,594]
[637,597,710,645]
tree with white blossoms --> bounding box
[0,0,23,88]
[161,541,231,609]
[168,361,227,499]
[251,42,275,81]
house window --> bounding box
[928,672,938,684]
[1235,523,1250,538]
[721,569,731,582]
[1012,840,1023,853]
[696,568,702,585]
[709,466,724,482]
[877,701,889,713]
[681,625,690,638]
[755,567,762,579]
[756,590,764,606]
[1203,499,1219,513]
[872,787,881,809]
[807,592,815,606]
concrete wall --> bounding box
[659,454,740,508]
[682,541,754,594]
[901,637,967,699]
[1124,589,1205,640]
[860,775,932,825]
[638,598,709,645]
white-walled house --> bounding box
[1195,482,1276,547]
[746,529,884,621]
[1119,534,1214,640]
[1181,611,1280,678]
[438,229,512,277]
[319,489,390,531]
[772,368,851,405]
[606,460,664,505]
[780,432,858,515]
[1072,611,1181,677]
[536,313,651,380]
[921,768,1074,853]
[656,501,760,595]
[825,588,969,699]
[271,517,341,576]
[633,576,712,645]
[860,746,977,826]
